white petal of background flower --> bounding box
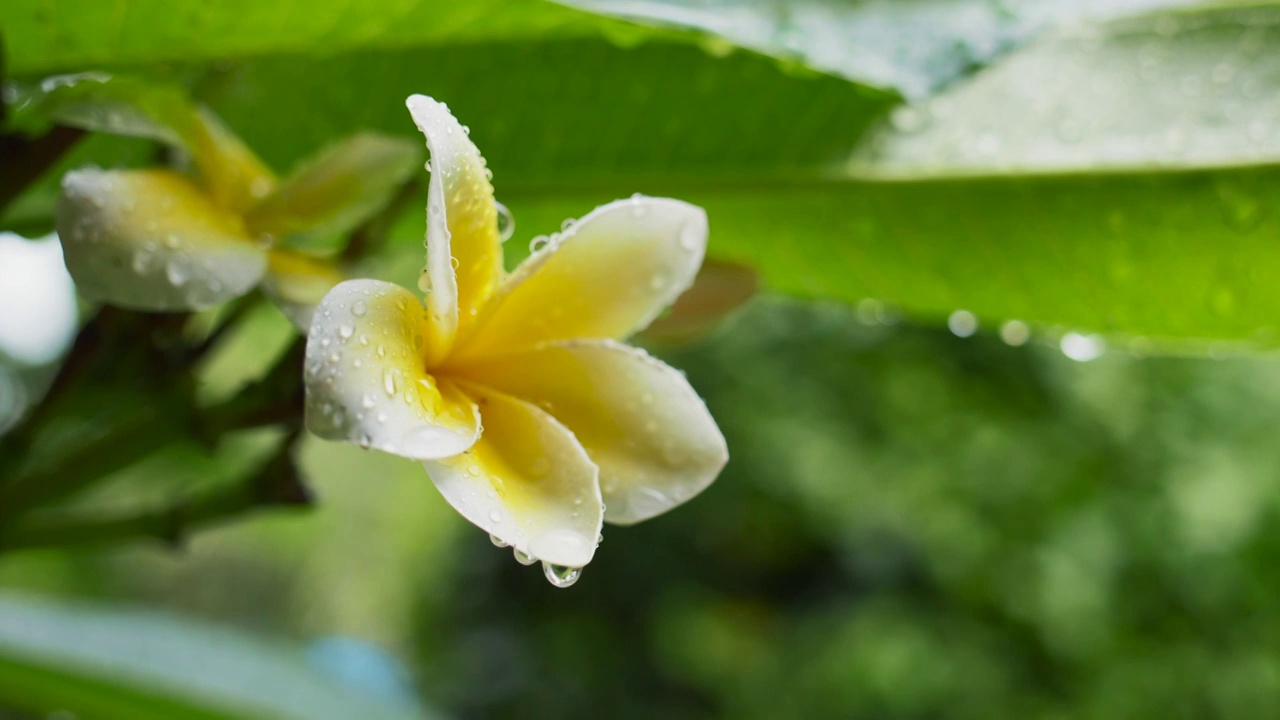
[0,233,77,366]
[457,339,728,524]
[57,168,267,311]
[304,279,480,460]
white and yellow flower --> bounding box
[47,74,418,326]
[304,96,728,586]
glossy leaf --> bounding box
[855,4,1280,176]
[555,0,1206,96]
[0,0,633,76]
[0,595,431,720]
[502,165,1280,349]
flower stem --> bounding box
[0,126,86,217]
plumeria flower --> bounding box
[304,96,728,587]
[39,74,418,327]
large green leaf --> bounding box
[0,0,1213,95]
[554,0,1213,96]
[10,4,1280,348]
[0,594,432,720]
[854,4,1280,176]
[0,0,627,76]
[503,165,1279,350]
[202,39,890,188]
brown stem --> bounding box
[0,126,86,216]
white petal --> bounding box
[451,196,707,363]
[405,95,504,365]
[456,340,727,524]
[56,168,266,311]
[304,279,480,460]
[425,384,603,568]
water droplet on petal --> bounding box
[542,562,582,588]
[489,509,503,523]
[339,324,354,340]
[529,235,550,253]
[165,259,188,286]
[679,222,700,251]
[352,300,367,317]
[495,201,515,243]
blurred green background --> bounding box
[8,300,1280,718]
[5,0,1280,718]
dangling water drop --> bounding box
[490,534,509,548]
[542,562,582,588]
[495,201,515,243]
[513,548,537,566]
[529,235,550,253]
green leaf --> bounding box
[854,4,1280,177]
[553,0,1206,96]
[203,23,1276,349]
[13,4,1280,348]
[0,0,631,76]
[203,39,891,188]
[0,594,432,720]
[501,164,1280,349]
